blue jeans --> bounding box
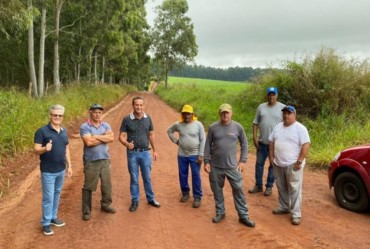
[127,150,155,202]
[254,143,274,188]
[41,170,65,226]
[178,155,202,199]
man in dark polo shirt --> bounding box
[80,103,116,221]
[34,104,73,236]
[119,96,160,212]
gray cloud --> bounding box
[146,0,370,68]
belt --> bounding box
[132,148,151,152]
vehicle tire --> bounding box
[334,172,369,212]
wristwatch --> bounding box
[296,160,302,165]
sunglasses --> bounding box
[51,114,63,118]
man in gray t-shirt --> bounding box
[167,105,205,208]
[80,104,116,221]
[204,103,255,228]
[248,87,285,196]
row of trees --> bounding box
[169,64,271,82]
[1,0,152,97]
[0,0,199,96]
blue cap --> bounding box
[267,87,278,94]
[89,103,104,110]
[282,105,296,113]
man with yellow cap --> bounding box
[167,104,206,208]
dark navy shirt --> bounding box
[120,112,153,149]
[34,122,69,172]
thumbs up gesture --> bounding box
[45,140,53,152]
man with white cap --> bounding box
[167,104,206,208]
[249,86,285,196]
[204,103,255,228]
[269,105,310,225]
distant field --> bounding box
[168,77,249,92]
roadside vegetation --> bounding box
[155,48,370,168]
[0,83,134,162]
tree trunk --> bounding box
[38,2,46,97]
[94,51,98,85]
[88,48,93,83]
[27,0,38,98]
[53,0,64,94]
[101,56,105,84]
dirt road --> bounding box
[0,92,369,249]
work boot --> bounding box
[82,189,92,221]
[248,185,263,194]
[180,193,190,202]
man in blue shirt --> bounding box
[80,104,116,221]
[34,104,73,236]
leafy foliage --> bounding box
[151,0,198,86]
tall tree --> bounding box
[27,0,38,97]
[53,0,64,94]
[151,0,197,87]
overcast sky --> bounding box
[146,0,370,68]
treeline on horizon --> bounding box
[169,64,271,82]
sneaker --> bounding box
[82,213,91,221]
[192,198,201,208]
[264,187,272,196]
[291,217,301,225]
[50,218,65,227]
[272,208,290,215]
[42,225,54,236]
[239,217,256,228]
[101,206,116,213]
[248,185,263,194]
[212,214,225,223]
[180,194,190,202]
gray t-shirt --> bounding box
[204,120,248,169]
[80,121,111,161]
[253,102,285,144]
[167,120,205,157]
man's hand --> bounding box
[45,140,53,151]
[204,163,211,173]
[237,162,246,173]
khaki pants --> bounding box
[83,159,112,208]
[273,164,304,218]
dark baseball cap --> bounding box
[89,103,104,110]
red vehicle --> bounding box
[328,145,370,212]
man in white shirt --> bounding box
[269,105,310,225]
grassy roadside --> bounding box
[155,76,370,169]
[0,83,135,163]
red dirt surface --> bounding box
[0,92,369,249]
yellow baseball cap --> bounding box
[181,105,194,113]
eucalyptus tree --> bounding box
[151,0,197,87]
[27,0,38,97]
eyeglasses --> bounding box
[51,114,63,118]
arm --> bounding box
[119,131,134,150]
[149,130,158,161]
[238,127,248,172]
[65,144,73,177]
[167,123,179,145]
[81,130,113,147]
[294,142,310,170]
[253,124,259,149]
[34,140,52,155]
[269,142,275,166]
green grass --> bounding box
[0,83,135,162]
[155,76,370,169]
[156,77,253,129]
